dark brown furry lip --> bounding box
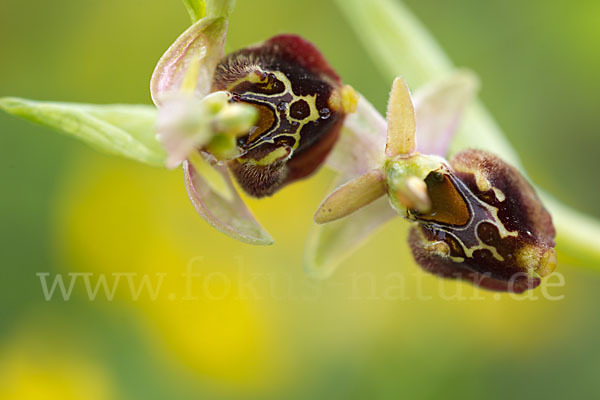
[210,34,350,198]
[408,149,556,293]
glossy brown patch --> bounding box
[246,103,276,143]
[417,171,470,226]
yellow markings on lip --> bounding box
[225,70,268,92]
[242,69,321,153]
[461,228,505,262]
[416,171,517,263]
[420,233,466,263]
[492,187,505,202]
[226,64,342,160]
[237,146,291,167]
[516,245,557,277]
[461,163,507,203]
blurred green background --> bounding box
[1,0,599,399]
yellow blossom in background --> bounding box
[0,318,116,400]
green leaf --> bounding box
[334,0,600,269]
[182,0,207,23]
[0,97,165,167]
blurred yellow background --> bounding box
[1,0,599,399]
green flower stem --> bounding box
[335,0,600,269]
[206,0,236,19]
[182,0,237,23]
[182,0,207,22]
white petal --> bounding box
[326,95,387,179]
[414,70,479,156]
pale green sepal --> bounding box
[305,193,396,279]
[188,152,234,202]
[183,159,274,246]
[0,97,165,167]
[150,17,227,106]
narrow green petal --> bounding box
[314,169,386,224]
[0,97,165,167]
[385,77,416,157]
[335,0,600,269]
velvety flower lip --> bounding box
[310,73,556,292]
[407,149,556,293]
[211,34,356,198]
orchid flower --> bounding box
[0,0,357,246]
[0,0,599,282]
[303,0,600,291]
[152,4,357,243]
[310,73,556,292]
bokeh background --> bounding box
[1,0,600,399]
